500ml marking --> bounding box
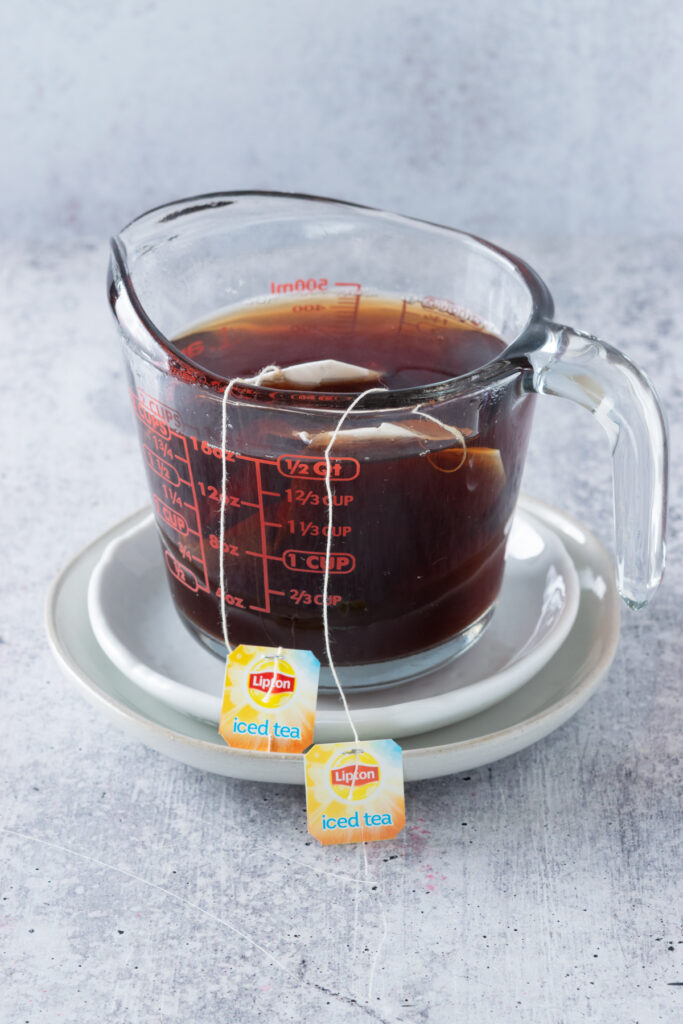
[269,278,362,295]
[270,277,329,293]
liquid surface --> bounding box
[172,292,506,390]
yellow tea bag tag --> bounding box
[304,739,405,845]
[219,646,319,754]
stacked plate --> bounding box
[46,496,619,784]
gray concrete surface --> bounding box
[0,236,681,1022]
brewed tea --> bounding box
[133,293,534,667]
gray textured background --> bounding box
[2,3,682,1022]
[2,0,683,240]
[2,236,681,1024]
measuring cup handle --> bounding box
[525,321,668,608]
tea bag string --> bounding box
[412,404,467,467]
[219,366,280,653]
[322,396,467,745]
[266,644,284,754]
[322,387,388,745]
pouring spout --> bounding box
[108,233,172,366]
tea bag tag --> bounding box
[219,645,319,754]
[304,739,405,845]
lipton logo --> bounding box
[247,657,296,709]
[329,749,381,801]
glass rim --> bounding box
[111,190,556,411]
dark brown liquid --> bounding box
[133,294,534,666]
[173,293,505,390]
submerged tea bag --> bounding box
[300,415,465,450]
[259,359,383,390]
[299,421,417,447]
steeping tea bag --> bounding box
[300,415,465,450]
[259,359,383,390]
[299,422,417,447]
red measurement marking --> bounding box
[153,494,188,535]
[182,339,204,358]
[208,535,239,556]
[235,453,278,466]
[333,282,361,290]
[137,391,184,430]
[283,550,355,574]
[277,454,359,481]
[336,287,361,330]
[165,551,199,592]
[198,483,242,507]
[286,488,354,507]
[161,485,183,508]
[177,541,198,563]
[183,437,210,591]
[133,397,171,440]
[144,445,180,486]
[270,277,329,294]
[289,520,352,539]
[289,589,342,607]
[151,436,174,460]
[136,409,211,594]
[255,461,271,614]
[261,489,281,497]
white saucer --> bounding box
[86,500,581,741]
[46,497,620,783]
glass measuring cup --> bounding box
[108,192,667,690]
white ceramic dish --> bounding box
[46,497,620,783]
[86,500,580,741]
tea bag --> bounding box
[259,359,383,390]
[299,422,417,447]
[300,416,460,449]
